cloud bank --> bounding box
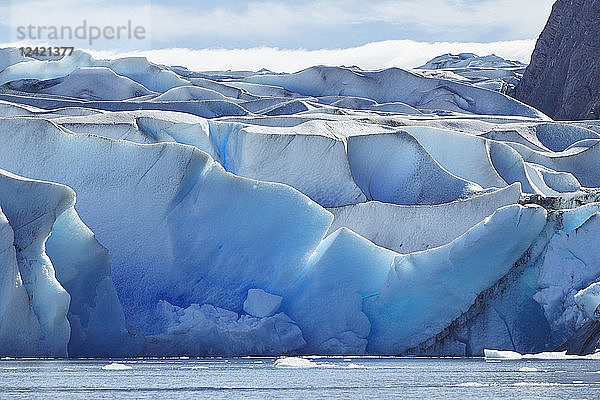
[4,0,553,49]
[86,39,536,73]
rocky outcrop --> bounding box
[514,0,600,120]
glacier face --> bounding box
[0,49,600,357]
[0,168,137,357]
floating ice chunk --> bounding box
[273,357,318,368]
[519,367,539,372]
[450,382,490,387]
[484,349,523,359]
[485,349,600,360]
[575,282,600,321]
[345,363,367,369]
[243,289,282,318]
[101,363,132,371]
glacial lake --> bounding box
[1,356,600,399]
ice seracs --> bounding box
[327,183,522,254]
[3,67,155,101]
[0,206,58,356]
[575,283,600,321]
[416,53,526,94]
[534,212,600,345]
[286,227,397,354]
[0,48,600,357]
[347,132,483,205]
[243,65,546,118]
[365,204,547,354]
[0,168,138,357]
[0,117,332,342]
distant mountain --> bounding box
[416,53,526,94]
[417,53,525,70]
[515,0,600,120]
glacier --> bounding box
[0,168,136,356]
[0,49,600,357]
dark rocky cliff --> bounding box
[514,0,600,120]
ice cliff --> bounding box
[0,49,599,357]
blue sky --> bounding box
[1,0,556,71]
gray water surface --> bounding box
[1,357,600,399]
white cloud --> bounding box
[145,0,553,42]
[5,0,554,49]
[367,0,553,34]
[83,39,537,73]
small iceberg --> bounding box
[345,363,367,369]
[273,357,318,368]
[484,349,524,360]
[101,362,132,371]
[518,367,539,372]
[450,382,490,387]
[484,349,600,360]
